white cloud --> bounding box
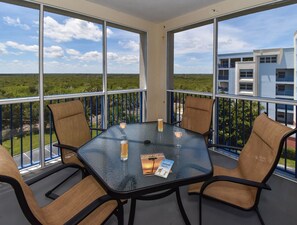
[0,43,7,54]
[3,16,30,30]
[44,45,64,58]
[44,16,104,43]
[44,60,102,73]
[76,51,101,61]
[174,24,255,56]
[174,25,213,55]
[107,52,138,64]
[5,41,38,52]
[66,48,80,56]
[118,40,139,51]
[65,49,101,61]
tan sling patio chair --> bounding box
[178,96,215,142]
[46,100,104,199]
[188,113,296,225]
[0,145,123,225]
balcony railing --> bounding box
[0,89,145,169]
[167,90,297,178]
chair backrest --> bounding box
[0,145,46,224]
[181,96,214,136]
[48,100,91,164]
[238,113,294,183]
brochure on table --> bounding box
[155,159,174,178]
[140,153,174,178]
[140,153,165,175]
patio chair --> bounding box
[0,145,123,225]
[47,100,104,199]
[176,96,214,142]
[188,113,296,225]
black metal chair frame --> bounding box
[0,163,124,225]
[197,128,296,225]
[47,104,105,200]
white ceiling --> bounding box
[88,0,225,22]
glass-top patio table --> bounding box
[78,122,213,225]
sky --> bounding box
[174,3,297,74]
[0,2,140,74]
[1,2,297,74]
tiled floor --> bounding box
[1,150,297,225]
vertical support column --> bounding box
[39,5,45,167]
[103,21,108,129]
[139,32,147,122]
[166,31,174,123]
[212,18,218,145]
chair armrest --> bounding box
[90,127,106,132]
[208,144,243,151]
[171,121,181,126]
[200,175,271,196]
[201,130,211,137]
[25,163,82,186]
[53,143,78,152]
[64,195,115,225]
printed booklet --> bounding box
[154,159,174,178]
[140,153,165,175]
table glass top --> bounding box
[78,122,213,197]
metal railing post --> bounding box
[213,18,218,145]
[103,21,108,129]
[39,4,45,168]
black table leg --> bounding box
[128,198,137,225]
[176,188,191,225]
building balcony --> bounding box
[1,90,297,225]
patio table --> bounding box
[78,122,213,225]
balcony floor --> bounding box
[1,150,297,225]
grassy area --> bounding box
[2,133,57,155]
[2,129,102,156]
[278,158,296,169]
[174,74,213,92]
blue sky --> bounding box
[1,2,297,75]
[174,3,297,74]
[0,2,140,74]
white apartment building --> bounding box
[218,33,297,125]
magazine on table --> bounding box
[140,153,165,175]
[154,159,174,178]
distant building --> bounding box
[218,33,297,126]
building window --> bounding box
[240,83,253,91]
[242,57,253,61]
[230,58,241,68]
[276,112,293,125]
[276,69,294,82]
[172,23,213,92]
[277,71,285,78]
[219,59,229,68]
[218,70,229,80]
[240,69,253,78]
[260,56,277,64]
[107,25,141,91]
[218,82,228,93]
[276,84,293,96]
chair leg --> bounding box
[255,207,265,225]
[199,194,203,225]
[128,199,137,225]
[115,201,124,225]
[45,168,80,200]
[175,188,191,225]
